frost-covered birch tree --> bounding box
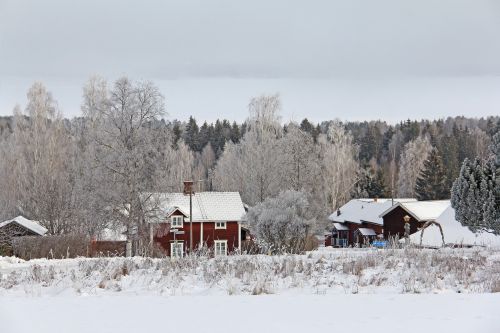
[82,77,166,241]
[279,123,319,192]
[1,83,75,234]
[192,143,216,191]
[397,136,432,197]
[154,140,195,192]
[213,94,282,205]
[318,121,359,211]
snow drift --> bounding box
[409,206,500,248]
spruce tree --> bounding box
[490,132,499,183]
[211,120,225,154]
[415,149,448,200]
[300,118,314,134]
[438,134,460,189]
[451,157,499,234]
[172,122,182,147]
[352,167,387,198]
[230,121,241,143]
[451,158,478,231]
[198,121,210,149]
[487,133,500,232]
[183,116,200,152]
[482,161,498,231]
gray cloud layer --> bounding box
[2,0,500,79]
[1,0,499,121]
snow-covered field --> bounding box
[2,294,499,333]
[1,248,499,332]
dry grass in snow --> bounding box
[1,247,499,296]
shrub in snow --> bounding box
[245,190,316,254]
[12,234,90,259]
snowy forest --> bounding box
[0,77,499,239]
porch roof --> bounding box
[333,222,349,231]
[357,228,377,236]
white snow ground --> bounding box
[1,249,499,332]
[1,294,499,333]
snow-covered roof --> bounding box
[329,198,417,225]
[357,228,377,236]
[332,222,349,231]
[379,200,450,221]
[0,216,47,236]
[147,192,246,223]
[165,206,189,218]
[407,206,500,248]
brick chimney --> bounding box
[183,180,194,195]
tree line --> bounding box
[0,77,498,241]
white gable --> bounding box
[148,192,246,223]
[0,216,47,236]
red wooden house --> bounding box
[147,192,247,257]
[328,198,416,246]
[379,200,450,239]
[328,199,450,246]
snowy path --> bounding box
[1,294,499,333]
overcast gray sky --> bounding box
[1,0,500,122]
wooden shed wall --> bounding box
[382,206,422,239]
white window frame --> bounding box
[170,242,184,258]
[171,215,184,228]
[215,221,227,230]
[214,240,227,256]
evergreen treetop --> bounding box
[415,148,449,200]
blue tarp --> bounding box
[372,240,387,248]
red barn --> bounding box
[147,192,246,257]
